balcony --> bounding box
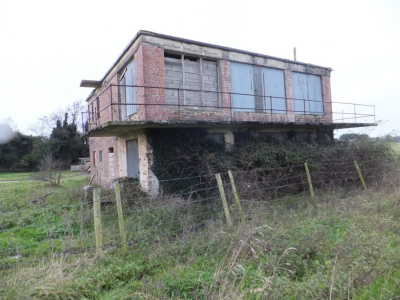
[83,84,376,137]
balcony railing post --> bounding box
[270,96,273,118]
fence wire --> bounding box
[1,157,399,271]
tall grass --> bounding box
[1,184,400,299]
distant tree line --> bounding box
[0,101,88,172]
[339,133,400,142]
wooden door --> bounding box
[126,139,139,179]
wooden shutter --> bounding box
[183,56,202,108]
[230,62,254,111]
[293,72,323,115]
[293,72,309,114]
[202,59,219,109]
[261,67,286,114]
[164,55,184,106]
[119,74,127,120]
[307,74,323,115]
[125,60,137,115]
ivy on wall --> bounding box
[146,128,397,195]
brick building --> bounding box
[81,30,375,193]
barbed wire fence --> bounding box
[0,157,398,270]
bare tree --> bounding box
[29,100,87,137]
[31,152,63,186]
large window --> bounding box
[292,72,323,115]
[164,53,219,109]
[230,62,286,113]
[119,59,137,119]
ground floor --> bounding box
[89,127,334,193]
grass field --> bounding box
[1,170,400,299]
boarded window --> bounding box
[292,72,323,115]
[230,62,286,113]
[119,59,137,119]
[261,67,286,113]
[164,53,219,109]
[231,62,254,111]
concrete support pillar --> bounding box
[224,131,234,152]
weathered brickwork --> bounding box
[284,70,295,122]
[115,130,159,194]
[87,74,119,131]
[89,136,119,186]
[321,76,333,122]
[86,34,337,191]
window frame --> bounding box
[164,52,220,109]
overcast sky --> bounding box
[1,0,399,137]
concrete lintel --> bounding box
[85,121,377,138]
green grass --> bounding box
[0,172,31,181]
[1,171,400,299]
[0,171,90,266]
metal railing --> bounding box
[82,84,375,133]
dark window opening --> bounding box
[206,133,224,144]
[99,151,103,162]
[185,55,198,62]
[93,151,96,167]
[108,147,114,153]
[296,132,310,142]
[164,52,181,59]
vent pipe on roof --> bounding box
[294,47,297,61]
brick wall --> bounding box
[114,130,159,194]
[87,74,119,130]
[88,41,334,128]
[322,76,333,122]
[135,43,166,121]
[89,136,119,186]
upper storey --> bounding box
[81,31,375,137]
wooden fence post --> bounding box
[215,173,233,230]
[354,160,367,189]
[93,188,103,256]
[304,163,317,208]
[228,170,243,222]
[114,181,127,254]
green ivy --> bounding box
[146,129,398,195]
